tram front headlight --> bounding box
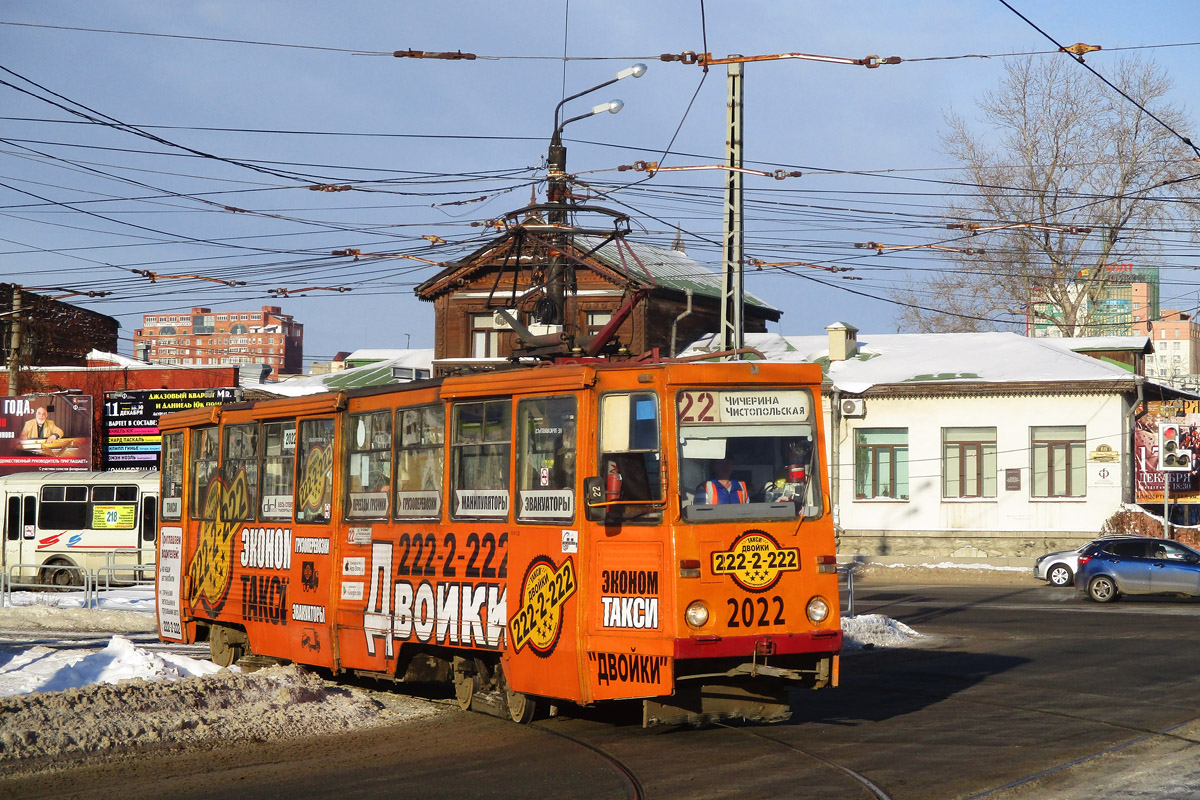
[685,601,709,628]
[806,596,831,624]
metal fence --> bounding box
[1,554,155,609]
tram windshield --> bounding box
[677,388,821,521]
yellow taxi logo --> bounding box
[711,530,799,592]
[510,555,577,656]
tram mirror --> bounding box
[583,477,605,521]
[680,438,725,460]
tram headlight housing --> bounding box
[685,600,709,628]
[806,596,831,624]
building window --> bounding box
[586,311,613,335]
[854,428,908,500]
[943,427,997,498]
[470,313,503,358]
[1031,426,1085,498]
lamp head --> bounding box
[592,99,623,116]
[616,63,648,80]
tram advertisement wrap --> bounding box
[103,388,239,470]
[1136,400,1200,503]
[0,394,92,476]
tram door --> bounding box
[3,491,37,574]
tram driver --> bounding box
[697,457,749,505]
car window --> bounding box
[1102,540,1150,558]
[1158,543,1197,561]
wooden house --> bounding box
[414,228,780,373]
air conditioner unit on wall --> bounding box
[841,398,866,418]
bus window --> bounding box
[296,418,335,524]
[516,396,576,522]
[141,495,157,543]
[677,388,821,522]
[191,427,220,520]
[346,411,392,519]
[6,495,19,540]
[598,392,662,522]
[90,485,138,531]
[260,421,296,521]
[161,431,184,521]
[39,485,89,530]
[222,423,259,521]
[396,405,444,519]
[451,399,511,519]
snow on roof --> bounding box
[1035,335,1151,354]
[345,349,414,361]
[680,331,1141,394]
[265,350,434,397]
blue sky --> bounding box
[3,2,1198,364]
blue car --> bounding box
[1075,535,1200,603]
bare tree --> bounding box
[893,54,1198,335]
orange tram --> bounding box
[155,360,841,726]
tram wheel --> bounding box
[453,658,481,711]
[505,686,537,724]
[209,624,247,667]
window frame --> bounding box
[450,399,512,520]
[516,395,578,524]
[1031,425,1086,499]
[395,404,445,520]
[854,428,909,501]
[345,410,393,520]
[942,427,997,499]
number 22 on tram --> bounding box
[155,360,840,726]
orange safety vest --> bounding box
[703,480,749,505]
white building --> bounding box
[683,326,1145,564]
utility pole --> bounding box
[718,61,745,357]
[8,285,20,396]
[541,64,646,339]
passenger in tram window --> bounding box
[697,458,749,505]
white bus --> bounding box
[2,470,159,587]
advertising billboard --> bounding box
[102,388,240,471]
[0,394,93,477]
[1135,400,1200,503]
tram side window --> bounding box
[161,431,184,521]
[191,427,221,520]
[296,418,335,524]
[260,421,296,521]
[451,400,511,519]
[396,405,444,520]
[346,411,392,519]
[38,485,89,530]
[598,392,663,522]
[222,423,259,521]
[516,396,577,522]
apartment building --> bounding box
[132,306,303,379]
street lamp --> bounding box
[541,64,646,326]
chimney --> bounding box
[826,321,859,362]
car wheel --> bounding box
[1087,575,1119,603]
[1048,564,1073,587]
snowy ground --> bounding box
[0,587,922,772]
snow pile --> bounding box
[871,561,1027,572]
[0,637,440,770]
[842,613,924,651]
[0,635,223,697]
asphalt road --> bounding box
[11,581,1200,800]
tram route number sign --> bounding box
[102,388,240,470]
[678,390,810,425]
